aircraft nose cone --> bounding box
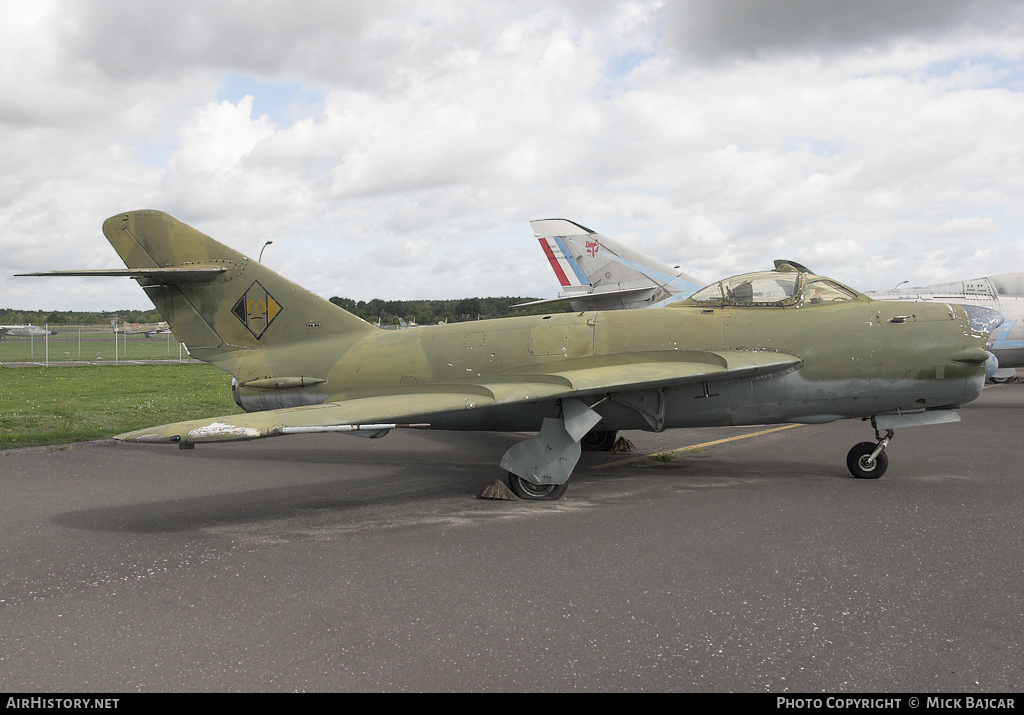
[960,304,1003,335]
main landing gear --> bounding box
[846,427,894,479]
[500,398,604,501]
[506,473,570,500]
[580,429,618,452]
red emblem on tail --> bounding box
[586,239,599,258]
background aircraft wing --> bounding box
[116,349,801,444]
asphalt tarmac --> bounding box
[1,383,1022,692]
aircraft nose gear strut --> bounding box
[846,427,894,479]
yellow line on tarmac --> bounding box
[595,423,805,469]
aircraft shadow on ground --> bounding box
[142,429,524,467]
[52,434,847,536]
[51,432,525,534]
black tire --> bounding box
[846,442,888,479]
[507,472,570,500]
[990,376,1013,384]
[580,429,618,452]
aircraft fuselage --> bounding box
[230,297,987,433]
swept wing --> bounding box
[118,349,801,443]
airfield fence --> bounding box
[0,324,201,366]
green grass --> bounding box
[632,452,677,469]
[0,364,243,449]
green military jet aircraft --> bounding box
[20,210,999,499]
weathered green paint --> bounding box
[19,210,993,492]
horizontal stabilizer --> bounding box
[511,296,572,309]
[17,267,228,282]
[19,210,377,362]
[513,285,661,308]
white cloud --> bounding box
[2,0,1024,311]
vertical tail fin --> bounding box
[537,235,591,288]
[528,218,705,310]
[100,210,374,362]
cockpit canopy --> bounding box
[684,262,864,308]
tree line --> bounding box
[328,296,568,326]
[0,309,164,325]
[2,297,569,328]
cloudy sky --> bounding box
[3,0,1024,311]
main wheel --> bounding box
[990,376,1014,384]
[846,442,888,479]
[507,472,569,500]
[580,429,618,451]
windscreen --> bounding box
[690,272,801,306]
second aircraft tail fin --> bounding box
[527,218,705,311]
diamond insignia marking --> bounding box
[232,281,282,339]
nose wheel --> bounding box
[846,428,893,479]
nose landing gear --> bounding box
[846,427,894,479]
